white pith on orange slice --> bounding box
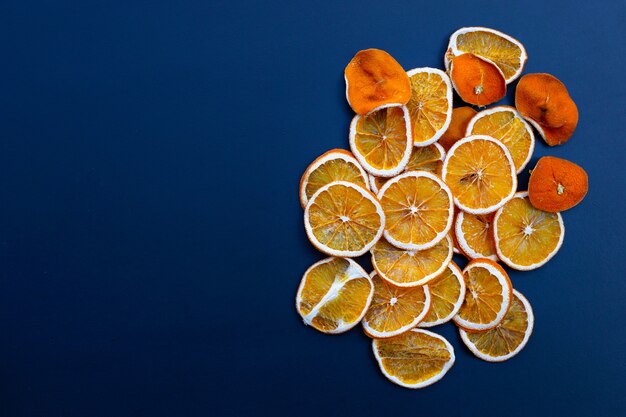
[419,261,466,327]
[455,211,499,261]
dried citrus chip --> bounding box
[453,259,512,332]
[377,171,453,250]
[493,192,564,270]
[349,106,412,177]
[362,271,430,338]
[460,289,534,361]
[455,211,498,261]
[299,149,369,208]
[371,235,452,287]
[344,49,411,115]
[449,53,506,107]
[466,106,535,173]
[405,68,452,146]
[528,156,588,212]
[445,27,527,83]
[439,106,477,151]
[442,135,517,214]
[372,329,455,389]
[368,142,445,193]
[304,181,384,257]
[419,261,466,327]
[296,257,373,334]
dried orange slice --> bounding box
[493,192,565,270]
[299,149,369,208]
[528,156,588,212]
[345,49,412,115]
[442,135,517,214]
[439,106,477,151]
[445,27,527,83]
[296,257,373,334]
[466,106,535,173]
[349,106,412,177]
[377,171,453,250]
[362,271,430,338]
[304,181,384,257]
[368,142,445,194]
[419,262,466,327]
[453,259,512,332]
[449,53,506,107]
[371,235,453,287]
[460,289,534,362]
[405,68,453,146]
[372,329,455,389]
[455,211,498,261]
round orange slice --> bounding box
[449,53,506,107]
[453,259,512,332]
[304,181,384,257]
[371,235,453,287]
[368,142,445,194]
[460,289,534,361]
[466,106,535,173]
[349,105,412,177]
[419,261,466,327]
[493,192,565,270]
[377,171,453,250]
[455,211,498,261]
[372,329,455,389]
[362,271,430,338]
[296,257,373,334]
[405,68,453,146]
[299,149,369,208]
[442,135,517,214]
[445,27,527,84]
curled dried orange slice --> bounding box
[349,106,412,177]
[419,261,466,327]
[449,53,506,107]
[362,271,430,338]
[528,156,588,212]
[296,257,373,334]
[455,211,498,261]
[439,106,477,151]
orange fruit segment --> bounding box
[296,257,373,334]
[377,171,453,250]
[419,261,466,327]
[442,135,517,214]
[449,53,506,107]
[405,68,453,146]
[439,106,477,151]
[372,329,455,389]
[460,289,534,361]
[453,259,512,332]
[349,106,413,177]
[528,156,588,212]
[344,49,411,115]
[493,192,565,270]
[299,149,370,208]
[362,271,430,338]
[445,27,527,83]
[455,211,498,261]
[466,106,535,173]
[371,235,453,287]
[304,181,384,257]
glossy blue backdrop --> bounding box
[1,1,625,416]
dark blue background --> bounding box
[1,1,625,416]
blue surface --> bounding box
[1,1,625,416]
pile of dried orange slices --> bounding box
[296,27,588,389]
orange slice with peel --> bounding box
[493,192,565,271]
[449,53,506,107]
[442,135,517,215]
[377,171,453,250]
[371,235,452,287]
[405,68,453,146]
[372,329,455,389]
[362,271,430,338]
[459,289,534,362]
[439,106,477,151]
[453,259,512,332]
[466,106,535,173]
[349,105,412,177]
[419,261,466,327]
[296,257,373,334]
[445,27,527,83]
[455,211,498,261]
[299,149,369,208]
[304,181,384,257]
[528,156,588,212]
